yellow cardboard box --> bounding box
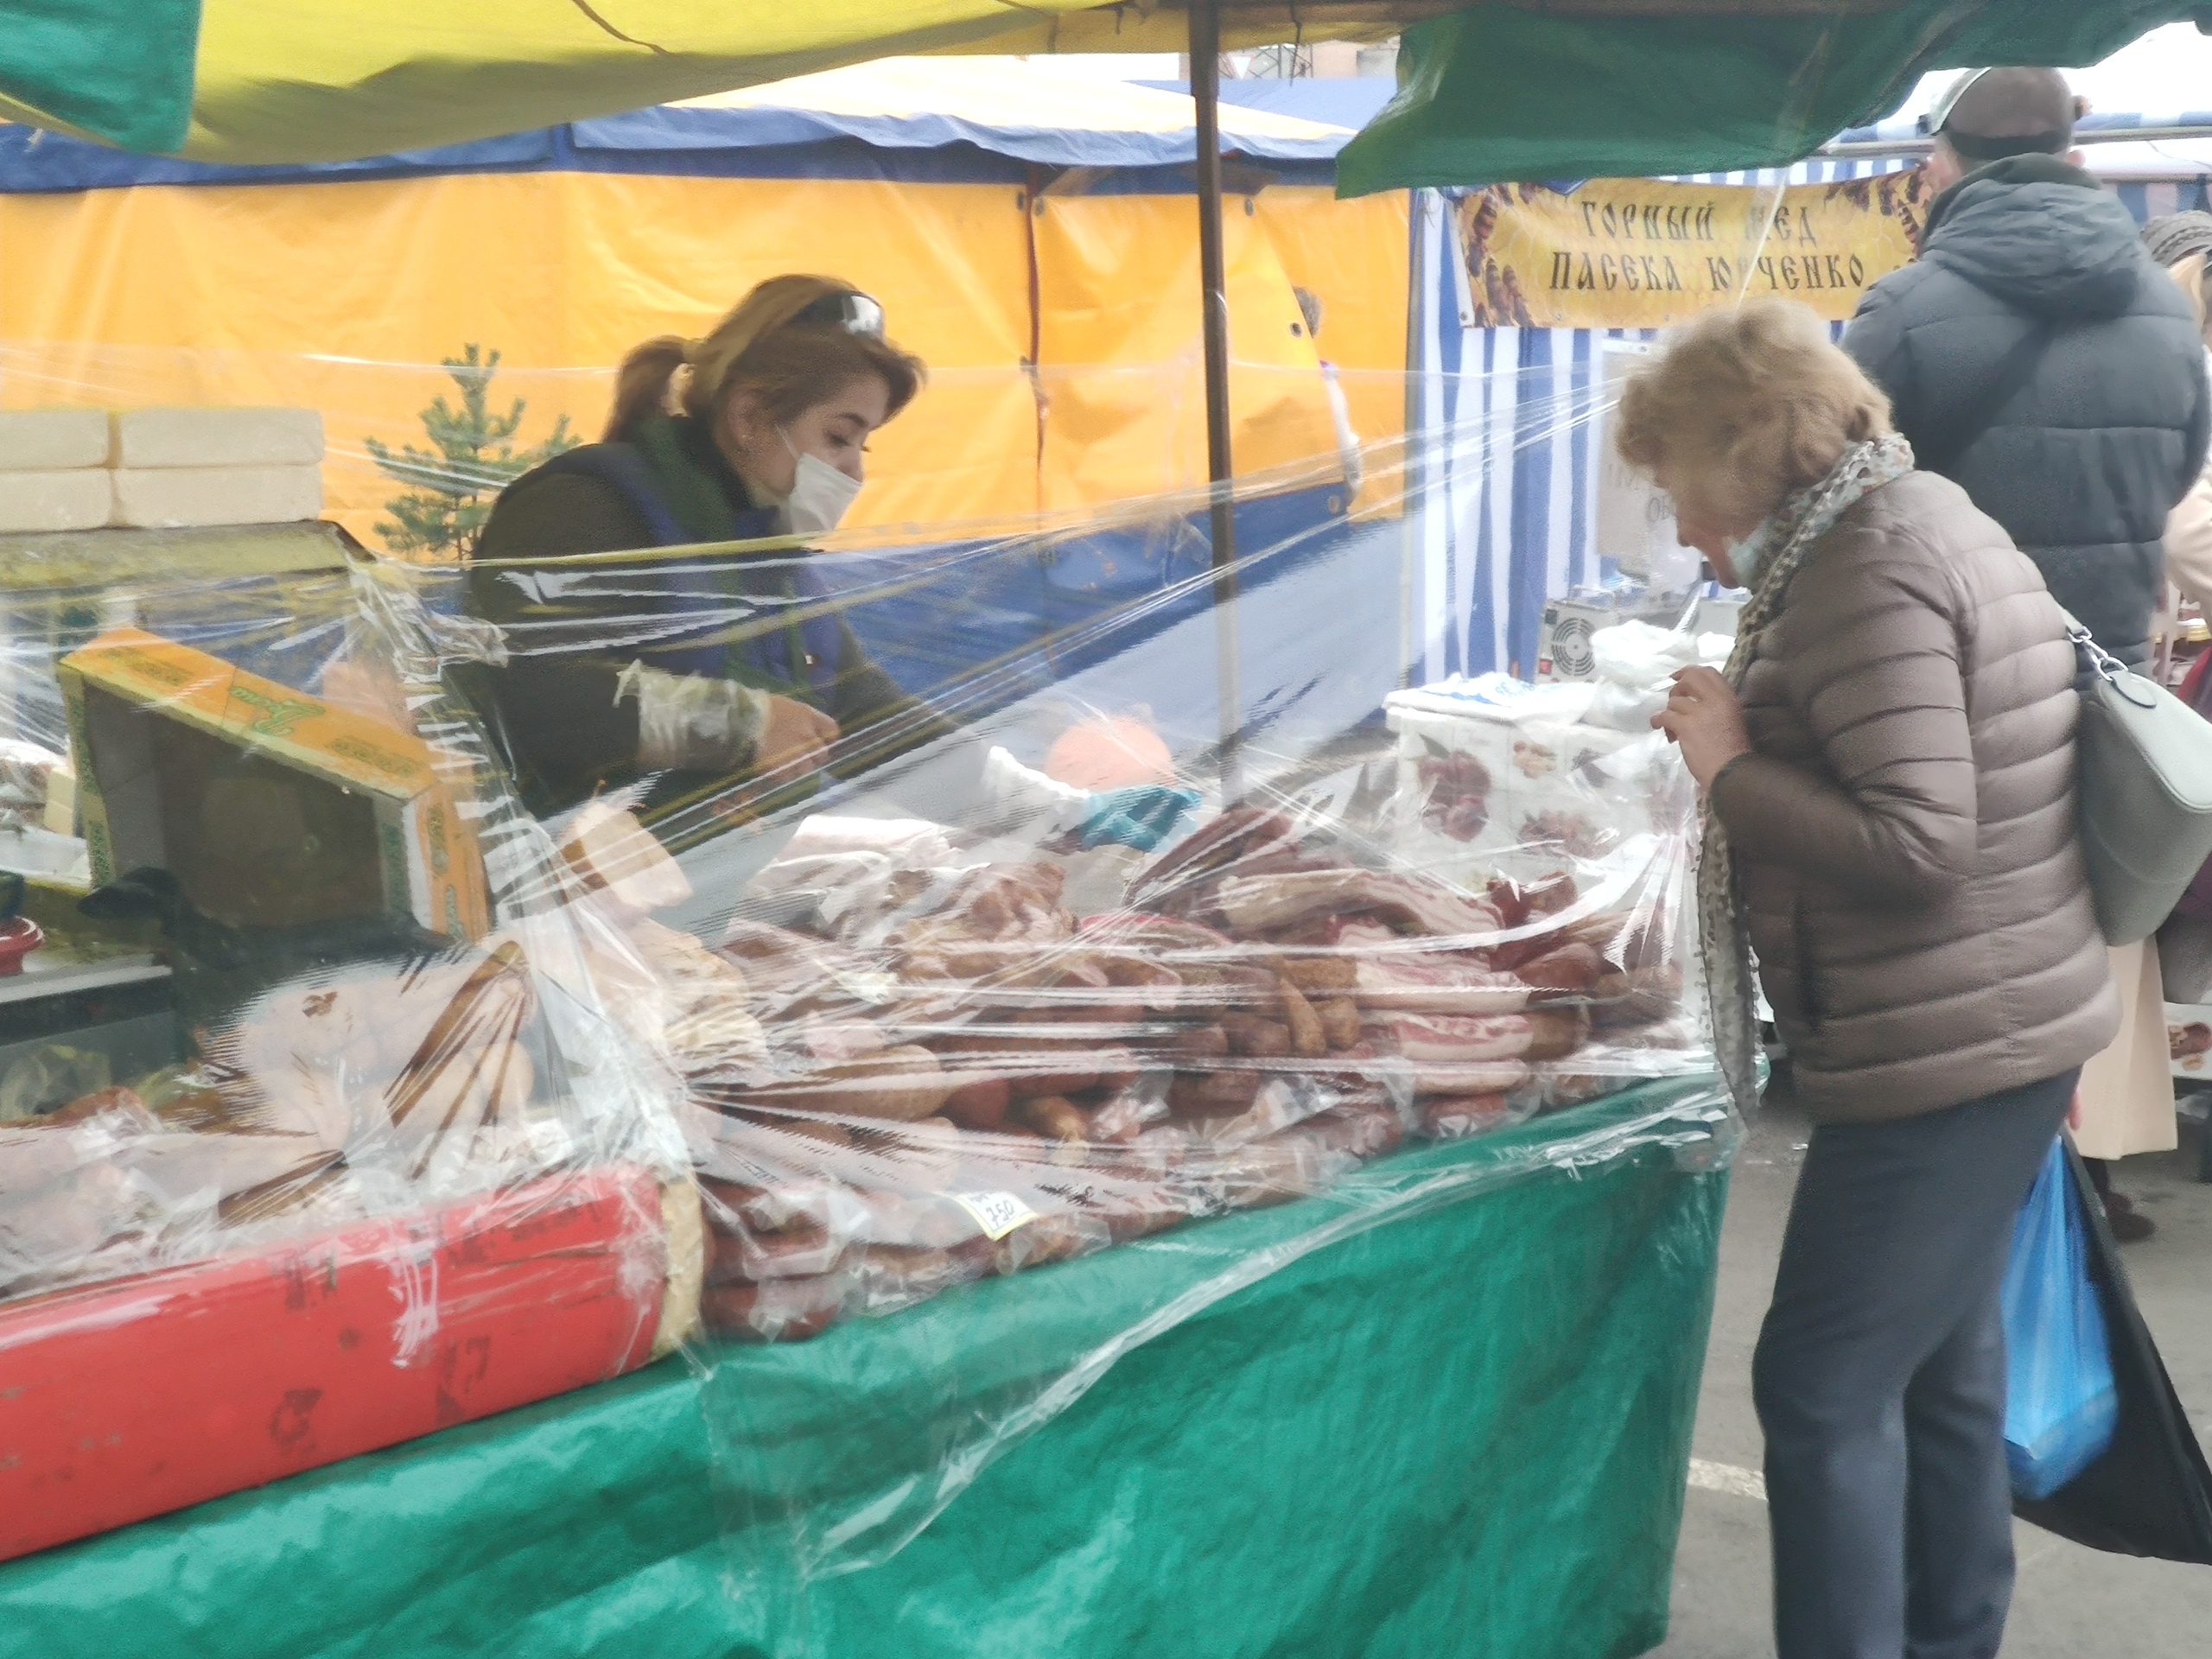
[57,628,487,940]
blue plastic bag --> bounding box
[2004,1138,2120,1500]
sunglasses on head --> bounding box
[791,292,887,338]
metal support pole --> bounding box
[1191,0,1243,803]
[1399,189,1425,689]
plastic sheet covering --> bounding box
[0,1084,1727,1659]
[0,347,1735,1608]
[0,549,699,1560]
[437,400,1732,1619]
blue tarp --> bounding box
[1138,79,1400,135]
[0,73,1357,195]
[571,98,1348,168]
[1834,108,2212,144]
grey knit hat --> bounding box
[2142,211,2212,267]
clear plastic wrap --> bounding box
[0,373,1730,1586]
[419,404,1726,1612]
[0,549,699,1560]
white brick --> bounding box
[111,407,325,469]
[110,465,322,529]
[0,469,115,532]
[0,410,111,472]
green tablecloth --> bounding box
[0,1084,1729,1659]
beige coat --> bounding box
[1712,471,2119,1124]
[2070,453,2212,1160]
[2075,939,2177,1160]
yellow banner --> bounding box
[1459,174,1932,331]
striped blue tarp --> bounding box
[1836,111,2212,145]
[1407,155,2199,684]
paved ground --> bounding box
[1651,1090,2211,1657]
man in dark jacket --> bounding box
[1845,67,2210,670]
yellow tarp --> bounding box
[0,2,1412,163]
[185,3,1109,163]
[0,166,1407,551]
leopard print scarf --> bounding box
[1698,433,1916,1116]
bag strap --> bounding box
[2063,606,2162,710]
[1917,319,2055,479]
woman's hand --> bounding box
[1651,666,1752,790]
[756,695,839,777]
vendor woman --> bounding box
[463,275,1194,852]
[464,276,941,830]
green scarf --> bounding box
[627,413,748,544]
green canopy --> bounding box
[10,2,2194,174]
[1335,0,2206,195]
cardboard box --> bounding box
[57,628,487,940]
[0,1166,683,1563]
[110,406,325,470]
[0,410,111,472]
[109,463,323,530]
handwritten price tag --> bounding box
[950,1191,1039,1241]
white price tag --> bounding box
[950,1191,1039,1241]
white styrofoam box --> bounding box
[0,469,116,533]
[1694,595,1745,638]
[110,407,325,470]
[2169,1002,2212,1081]
[0,410,111,473]
[109,464,322,529]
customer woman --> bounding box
[463,275,938,835]
[1618,299,2117,1659]
[2087,209,2212,1235]
[2145,211,2212,613]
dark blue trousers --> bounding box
[1754,1068,2078,1659]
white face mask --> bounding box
[779,429,864,536]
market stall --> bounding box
[0,398,1731,1653]
[10,3,2174,1653]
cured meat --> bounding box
[702,1274,847,1342]
[1419,1094,1515,1141]
[1514,941,1606,997]
[1314,998,1361,1049]
[721,919,888,1011]
[1484,873,1579,931]
[738,1046,958,1122]
[1078,911,1235,950]
[1129,806,1297,897]
[1268,976,1323,1058]
[895,862,1072,957]
[1166,1069,1266,1120]
[706,1218,846,1283]
[1351,949,1529,1015]
[1591,963,1685,1027]
[1213,868,1505,942]
[1368,1009,1534,1064]
[1408,1058,1529,1096]
[1524,1007,1592,1062]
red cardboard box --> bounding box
[0,1164,691,1561]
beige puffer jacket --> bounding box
[1710,470,2119,1123]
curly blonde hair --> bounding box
[1615,299,1892,531]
